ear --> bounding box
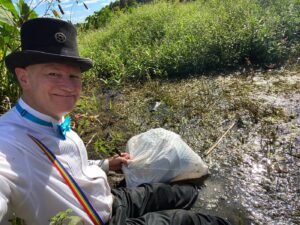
[15,67,30,90]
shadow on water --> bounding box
[192,170,252,225]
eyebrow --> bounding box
[43,65,81,74]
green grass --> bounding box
[79,0,300,85]
[0,65,20,114]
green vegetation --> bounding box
[81,0,140,30]
[0,0,39,113]
[49,209,84,225]
[79,0,300,85]
[73,81,130,159]
[80,0,157,31]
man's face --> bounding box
[15,63,82,120]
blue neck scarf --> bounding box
[15,102,71,140]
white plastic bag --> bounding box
[122,128,208,187]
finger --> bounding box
[121,152,132,159]
[121,158,130,165]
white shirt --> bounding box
[0,99,113,225]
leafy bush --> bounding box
[78,0,300,84]
[0,0,39,113]
[80,0,149,31]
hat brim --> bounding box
[5,50,93,73]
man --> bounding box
[0,18,231,225]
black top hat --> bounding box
[5,17,93,73]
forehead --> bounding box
[26,63,81,74]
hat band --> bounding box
[22,46,80,57]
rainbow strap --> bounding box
[28,134,105,225]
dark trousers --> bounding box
[109,183,231,225]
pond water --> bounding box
[192,75,300,225]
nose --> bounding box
[59,76,80,92]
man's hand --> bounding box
[108,152,131,172]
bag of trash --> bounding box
[122,128,208,187]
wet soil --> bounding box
[79,67,300,225]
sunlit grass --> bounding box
[79,0,300,85]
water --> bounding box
[191,76,300,225]
[193,135,300,225]
[103,70,300,225]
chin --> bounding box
[60,108,74,115]
[54,106,74,117]
[56,101,76,110]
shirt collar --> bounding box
[18,98,63,126]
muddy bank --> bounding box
[78,67,300,225]
[191,71,300,225]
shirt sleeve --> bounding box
[0,173,11,223]
[88,159,109,173]
[0,136,36,225]
[0,144,23,224]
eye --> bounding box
[70,74,81,80]
[48,72,60,77]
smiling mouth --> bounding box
[52,94,75,98]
